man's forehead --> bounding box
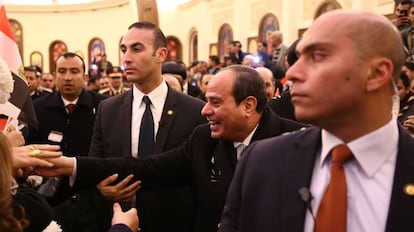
[122,28,153,45]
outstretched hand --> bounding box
[31,155,76,177]
[12,144,62,177]
[111,202,139,232]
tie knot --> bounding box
[236,143,247,159]
[143,96,151,106]
[66,104,75,114]
[331,144,353,164]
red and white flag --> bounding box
[0,1,38,129]
[0,0,23,76]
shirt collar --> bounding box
[133,81,168,110]
[233,123,259,148]
[61,96,78,107]
[320,117,399,177]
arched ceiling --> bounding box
[3,0,192,13]
[3,0,129,12]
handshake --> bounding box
[6,130,74,178]
[12,144,75,178]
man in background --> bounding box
[28,52,107,230]
[39,72,55,93]
[25,66,49,100]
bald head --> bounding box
[287,10,405,139]
[313,10,404,80]
[269,31,283,47]
[255,67,275,100]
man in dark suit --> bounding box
[87,22,206,232]
[28,52,107,206]
[35,65,305,232]
[220,10,414,232]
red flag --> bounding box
[0,0,24,78]
[0,1,37,130]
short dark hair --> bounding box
[231,41,242,48]
[162,61,187,80]
[400,0,413,5]
[404,61,414,71]
[223,65,267,113]
[128,21,167,50]
[400,71,410,88]
[56,52,86,74]
[209,55,220,65]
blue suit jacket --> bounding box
[220,126,414,232]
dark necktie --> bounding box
[66,103,75,116]
[138,96,154,158]
[315,144,353,232]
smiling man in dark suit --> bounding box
[35,65,305,232]
[220,10,414,232]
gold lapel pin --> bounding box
[167,110,174,115]
[403,183,414,196]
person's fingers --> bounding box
[113,202,122,213]
[27,157,54,167]
[35,150,63,159]
[97,174,119,188]
[31,144,61,151]
[113,175,134,189]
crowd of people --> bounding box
[1,5,414,232]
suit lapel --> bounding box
[154,87,177,153]
[385,126,414,232]
[214,140,237,169]
[280,128,321,231]
[120,91,133,156]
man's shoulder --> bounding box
[85,89,108,100]
[33,92,59,108]
[98,87,110,95]
[251,127,318,154]
[99,90,130,106]
[169,88,205,108]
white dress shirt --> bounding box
[304,118,399,232]
[131,81,167,158]
[61,97,78,113]
[70,82,168,184]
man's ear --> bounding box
[366,57,393,92]
[242,96,257,116]
[155,47,168,63]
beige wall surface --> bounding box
[5,0,395,71]
[6,2,135,71]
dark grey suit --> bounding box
[220,126,414,232]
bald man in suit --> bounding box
[220,10,414,232]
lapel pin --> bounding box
[167,110,173,115]
[403,183,414,196]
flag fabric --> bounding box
[0,0,23,77]
[0,1,38,131]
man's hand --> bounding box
[12,144,62,177]
[97,174,141,201]
[392,16,410,28]
[6,130,25,147]
[32,156,75,177]
[403,115,414,134]
[111,202,139,232]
